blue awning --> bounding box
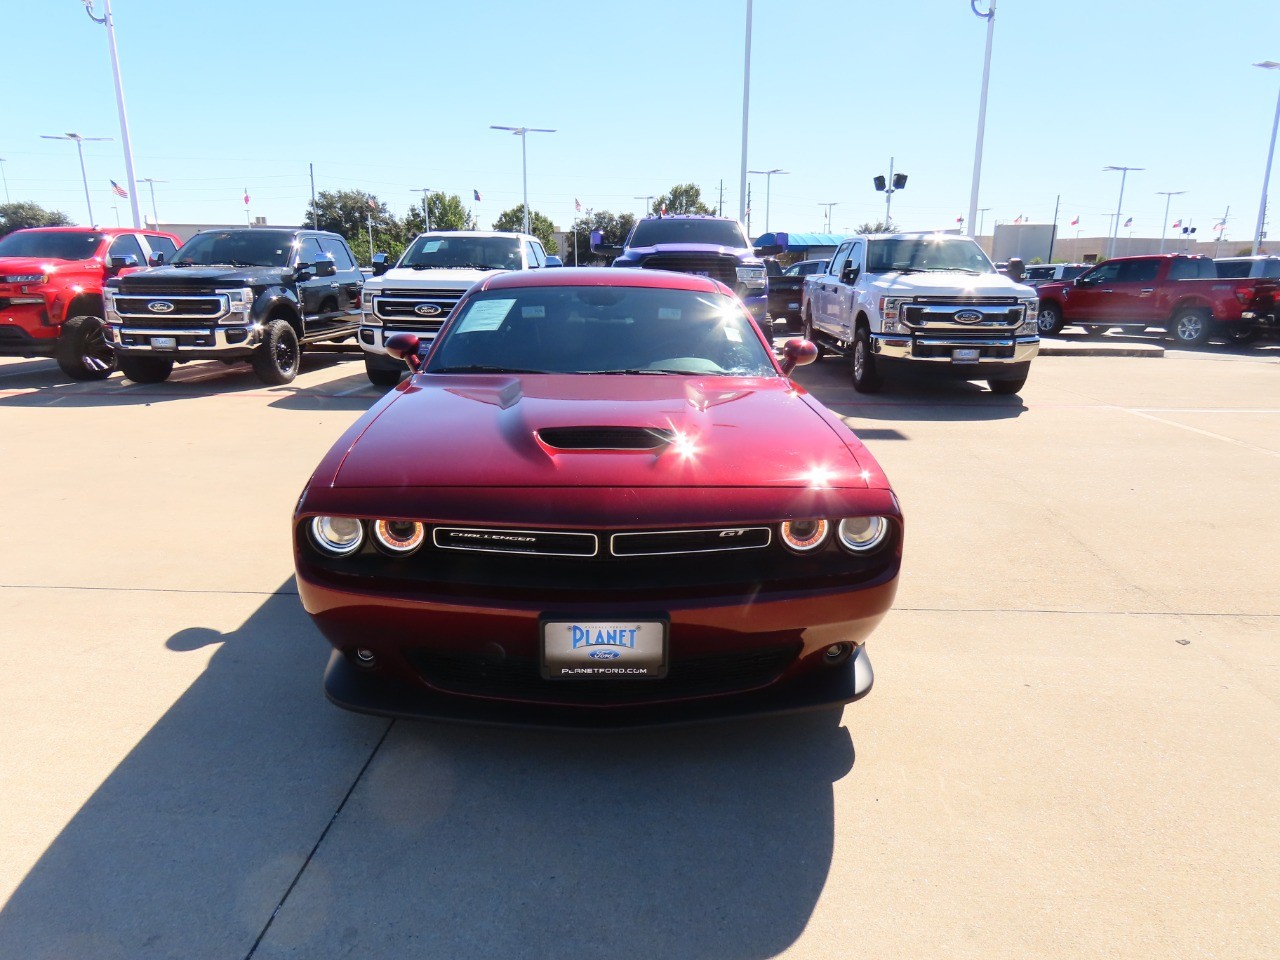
[753,232,848,250]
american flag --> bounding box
[473,189,482,202]
[110,180,128,199]
[1171,219,1182,229]
[1124,217,1133,227]
[367,198,377,210]
[1213,219,1226,232]
[243,189,250,205]
[575,198,581,212]
[1070,216,1079,226]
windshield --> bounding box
[628,218,749,249]
[787,260,827,276]
[400,235,521,270]
[0,230,104,261]
[866,236,995,275]
[425,286,776,377]
[171,230,294,267]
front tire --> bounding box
[55,315,115,381]
[1036,302,1064,336]
[1169,307,1211,346]
[989,377,1027,395]
[364,354,402,387]
[252,319,301,385]
[851,326,882,393]
[119,355,173,384]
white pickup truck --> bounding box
[359,230,556,386]
[800,233,1040,394]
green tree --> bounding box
[565,210,637,265]
[854,219,898,234]
[303,189,398,262]
[492,204,558,254]
[0,202,74,238]
[653,183,714,216]
[403,193,476,236]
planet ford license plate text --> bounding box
[541,619,667,679]
[150,336,177,350]
[952,348,980,362]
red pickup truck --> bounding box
[1035,254,1278,345]
[0,226,180,379]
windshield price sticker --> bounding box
[541,619,667,679]
[456,299,516,333]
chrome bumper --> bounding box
[359,322,439,357]
[871,333,1040,364]
[106,322,263,354]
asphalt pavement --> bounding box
[0,338,1276,959]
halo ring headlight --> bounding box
[780,519,829,553]
[373,519,425,555]
[310,516,365,557]
[837,516,889,552]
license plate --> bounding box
[150,336,177,350]
[952,348,980,362]
[541,619,667,679]
[787,301,800,309]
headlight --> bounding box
[836,516,889,553]
[363,288,382,325]
[309,516,365,557]
[373,519,425,555]
[3,274,46,284]
[1018,299,1039,335]
[736,266,766,290]
[879,296,910,321]
[780,519,829,553]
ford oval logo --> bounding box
[147,300,175,314]
[953,309,983,324]
[414,303,442,317]
[588,649,621,660]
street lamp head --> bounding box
[1254,61,1280,70]
[1103,165,1144,172]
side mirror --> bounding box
[841,264,860,284]
[589,230,623,257]
[755,231,788,257]
[544,255,563,268]
[778,338,818,375]
[109,254,140,272]
[371,252,391,276]
[385,332,422,373]
[148,252,166,266]
[294,261,313,278]
[313,253,337,278]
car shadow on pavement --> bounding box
[0,582,854,960]
[820,384,1028,423]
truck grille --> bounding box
[902,301,1024,329]
[373,287,466,334]
[114,295,228,320]
[640,254,738,287]
[406,643,799,705]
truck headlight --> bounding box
[736,266,766,291]
[215,287,255,323]
[363,289,382,325]
[879,296,909,320]
[1018,299,1039,335]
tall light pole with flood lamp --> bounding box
[41,133,112,225]
[1103,165,1143,259]
[490,125,555,236]
[1156,190,1187,254]
[1252,61,1280,254]
[82,0,141,228]
[748,169,788,233]
[0,158,9,203]
[819,202,838,233]
[966,0,996,239]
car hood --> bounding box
[0,256,95,279]
[869,271,1036,298]
[372,266,498,288]
[629,243,755,260]
[112,265,290,289]
[332,375,876,490]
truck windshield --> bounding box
[171,230,295,267]
[0,230,104,261]
[628,219,749,249]
[399,236,521,270]
[866,236,994,275]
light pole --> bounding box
[139,177,166,228]
[747,169,788,233]
[739,0,753,223]
[978,207,991,237]
[412,188,433,230]
[1103,165,1143,259]
[490,125,555,235]
[634,195,655,217]
[1156,190,1187,254]
[82,0,141,228]
[819,202,838,233]
[1252,61,1280,254]
[874,159,907,226]
[0,158,8,203]
[966,0,997,238]
[41,133,112,225]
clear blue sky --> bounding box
[5,1,1279,247]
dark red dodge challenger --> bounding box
[293,268,902,727]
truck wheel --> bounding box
[1225,325,1259,344]
[1036,303,1064,336]
[252,319,301,385]
[55,315,116,381]
[988,377,1027,395]
[802,311,825,359]
[365,354,402,387]
[1169,308,1211,345]
[851,327,882,393]
[119,356,173,384]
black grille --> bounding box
[538,426,674,450]
[903,305,1022,327]
[407,643,799,705]
[433,527,599,557]
[611,527,771,556]
[640,254,738,287]
[115,296,225,318]
[913,341,1016,360]
[119,331,217,348]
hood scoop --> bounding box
[537,426,675,451]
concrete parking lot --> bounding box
[0,340,1276,959]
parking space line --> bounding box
[1124,409,1280,459]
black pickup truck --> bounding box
[103,228,363,384]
